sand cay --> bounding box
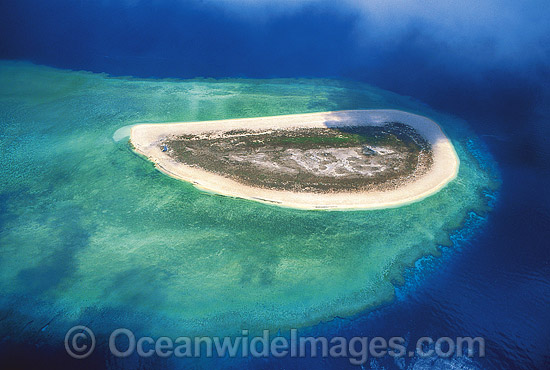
[130,110,459,209]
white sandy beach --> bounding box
[130,110,459,210]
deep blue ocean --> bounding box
[1,1,549,369]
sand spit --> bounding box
[130,110,459,210]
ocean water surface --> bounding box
[0,61,508,368]
[2,0,550,368]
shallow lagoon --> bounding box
[0,62,498,340]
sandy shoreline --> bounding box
[130,110,459,210]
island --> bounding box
[130,110,459,209]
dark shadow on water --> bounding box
[16,205,93,294]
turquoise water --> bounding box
[0,62,498,339]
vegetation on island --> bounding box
[163,122,433,193]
